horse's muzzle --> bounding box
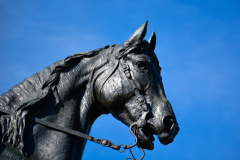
[147,115,179,146]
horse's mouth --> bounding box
[133,124,156,150]
[136,127,155,150]
[135,122,179,149]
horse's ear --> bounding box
[124,20,148,46]
[148,31,156,51]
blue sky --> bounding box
[0,0,239,159]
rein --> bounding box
[0,56,150,160]
[0,108,144,160]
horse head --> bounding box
[0,21,178,159]
[96,21,179,150]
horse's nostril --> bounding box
[163,116,175,131]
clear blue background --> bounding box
[0,0,239,159]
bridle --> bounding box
[0,48,151,160]
[117,57,150,160]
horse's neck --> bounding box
[53,87,99,134]
[0,47,116,159]
[54,55,105,132]
[30,62,104,160]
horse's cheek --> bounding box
[131,70,149,91]
[100,76,125,109]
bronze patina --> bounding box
[0,21,179,160]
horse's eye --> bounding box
[137,61,147,70]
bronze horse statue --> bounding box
[0,21,179,160]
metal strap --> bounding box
[32,117,120,150]
[120,59,149,128]
[0,108,120,150]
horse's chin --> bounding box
[157,132,174,145]
[157,124,179,145]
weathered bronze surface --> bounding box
[0,21,179,160]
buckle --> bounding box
[137,96,146,106]
[122,63,129,72]
[122,63,131,78]
[101,139,111,147]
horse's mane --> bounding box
[0,45,109,154]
